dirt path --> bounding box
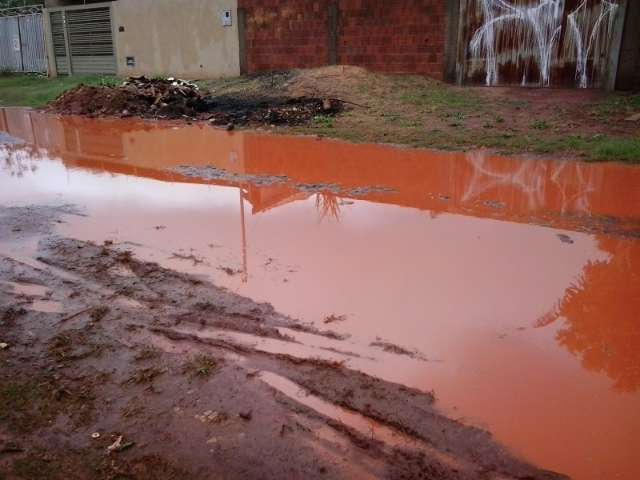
[0,205,569,480]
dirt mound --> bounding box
[285,65,372,98]
[46,76,343,126]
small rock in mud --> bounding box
[238,410,253,421]
[557,233,575,244]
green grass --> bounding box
[480,134,640,163]
[0,73,120,108]
[394,77,484,111]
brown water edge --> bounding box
[1,108,639,480]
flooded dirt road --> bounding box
[1,108,639,480]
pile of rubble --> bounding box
[46,76,342,126]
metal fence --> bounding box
[0,5,46,73]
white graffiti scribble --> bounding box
[469,0,619,88]
[566,0,619,88]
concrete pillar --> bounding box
[42,9,57,77]
[444,0,461,83]
[615,0,640,90]
[605,0,628,91]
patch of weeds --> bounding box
[399,85,482,111]
[589,137,640,163]
[183,354,219,378]
[116,250,133,264]
[0,380,47,432]
[134,345,160,362]
[382,112,401,123]
[1,373,97,433]
[521,135,640,162]
[1,306,27,326]
[90,306,110,322]
[13,455,58,480]
[125,367,165,385]
[445,111,465,128]
[531,120,550,130]
[313,115,334,128]
[591,93,640,116]
[48,330,100,363]
[98,76,121,88]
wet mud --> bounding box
[0,205,567,480]
[2,109,640,480]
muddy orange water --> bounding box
[1,108,639,480]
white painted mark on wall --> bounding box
[468,0,619,88]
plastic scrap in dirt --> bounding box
[107,435,135,453]
[195,410,228,424]
[0,342,8,350]
[45,76,343,126]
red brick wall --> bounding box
[337,0,446,77]
[239,0,448,78]
[240,0,332,73]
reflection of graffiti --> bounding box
[315,192,341,222]
[0,145,42,178]
[469,0,619,88]
[463,150,596,213]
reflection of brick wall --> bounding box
[238,0,447,78]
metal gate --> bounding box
[47,3,116,75]
[0,5,47,73]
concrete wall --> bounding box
[112,0,240,79]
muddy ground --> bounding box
[0,205,570,480]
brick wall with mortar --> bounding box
[238,0,448,78]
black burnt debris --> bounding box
[46,76,343,127]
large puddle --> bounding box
[1,108,639,480]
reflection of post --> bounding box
[240,188,248,283]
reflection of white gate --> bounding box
[46,2,116,75]
[0,5,47,73]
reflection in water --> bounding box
[315,193,342,222]
[541,237,640,393]
[1,108,639,480]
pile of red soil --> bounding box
[46,76,342,126]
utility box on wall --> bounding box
[221,9,232,26]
